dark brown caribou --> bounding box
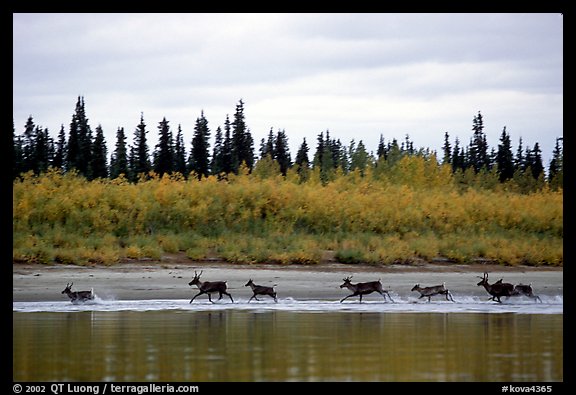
[61,283,94,303]
[477,272,541,303]
[188,271,234,303]
[411,282,455,302]
[340,276,394,303]
[511,283,542,303]
[245,279,277,303]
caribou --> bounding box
[339,276,394,303]
[245,279,278,303]
[188,271,234,303]
[411,282,455,302]
[511,283,542,303]
[61,283,94,303]
[477,272,541,303]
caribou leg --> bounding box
[190,291,205,303]
[340,293,358,303]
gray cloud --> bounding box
[13,13,562,164]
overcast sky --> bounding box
[13,13,563,166]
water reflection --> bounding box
[13,311,562,382]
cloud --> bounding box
[13,13,562,165]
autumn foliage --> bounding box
[13,156,562,266]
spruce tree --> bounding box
[442,132,451,165]
[386,138,402,167]
[332,138,347,171]
[53,125,67,171]
[66,96,92,177]
[153,117,174,177]
[350,139,370,175]
[318,131,335,183]
[274,129,291,176]
[174,124,187,176]
[403,134,414,155]
[21,116,36,174]
[451,137,462,172]
[294,137,310,182]
[548,137,563,189]
[528,142,544,180]
[33,126,53,175]
[231,99,254,172]
[129,113,151,181]
[469,111,489,172]
[496,126,514,182]
[295,137,310,169]
[91,125,108,179]
[221,115,233,175]
[110,127,129,179]
[211,126,224,176]
[515,137,525,172]
[312,131,325,169]
[189,111,211,179]
[377,134,387,159]
[66,111,80,174]
[260,128,275,159]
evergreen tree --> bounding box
[66,111,80,174]
[294,137,310,182]
[189,111,211,179]
[451,137,462,172]
[53,125,67,171]
[21,116,35,173]
[332,138,348,171]
[221,115,233,175]
[295,137,310,169]
[91,125,108,179]
[110,127,129,179]
[153,117,174,176]
[211,126,224,176]
[403,134,414,155]
[312,131,325,169]
[274,129,291,176]
[386,138,402,167]
[66,96,92,177]
[377,134,387,159]
[129,113,151,181]
[468,111,489,172]
[496,126,514,182]
[231,99,254,172]
[174,124,187,176]
[442,132,451,165]
[527,142,544,180]
[33,126,53,175]
[260,128,275,159]
[515,137,525,172]
[320,132,335,183]
[350,139,370,175]
[548,137,563,189]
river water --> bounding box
[13,297,562,382]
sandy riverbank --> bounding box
[13,260,563,303]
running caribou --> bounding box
[411,282,455,302]
[477,272,541,303]
[339,276,394,303]
[188,271,234,303]
[61,283,94,303]
[245,279,278,303]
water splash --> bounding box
[13,294,563,314]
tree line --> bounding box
[12,96,563,191]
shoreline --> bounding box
[13,260,563,303]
